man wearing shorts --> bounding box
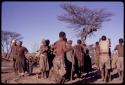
[115,38,124,80]
[99,35,110,82]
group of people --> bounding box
[35,31,92,83]
[10,40,28,77]
[10,31,124,83]
[95,36,124,82]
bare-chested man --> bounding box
[50,31,68,83]
[9,39,18,75]
[114,38,124,80]
[16,41,28,77]
[74,40,84,78]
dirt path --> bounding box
[1,60,123,84]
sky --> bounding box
[2,1,124,52]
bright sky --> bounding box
[2,1,124,52]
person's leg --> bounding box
[66,61,71,80]
[116,58,121,80]
[13,59,16,72]
[43,71,47,79]
[101,68,105,81]
[117,69,121,80]
[108,69,111,82]
[38,71,42,78]
[13,59,18,76]
[28,65,31,75]
[104,68,108,82]
[100,58,105,81]
[107,59,111,82]
[121,71,123,81]
[120,57,123,81]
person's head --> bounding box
[77,39,81,44]
[29,56,33,61]
[46,39,50,46]
[67,40,72,45]
[59,31,66,39]
[95,42,99,46]
[119,38,123,44]
[86,49,89,54]
[12,39,17,45]
[42,39,46,46]
[101,35,107,41]
[17,41,22,46]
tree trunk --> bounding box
[81,35,87,44]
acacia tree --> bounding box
[2,30,23,59]
[58,3,113,43]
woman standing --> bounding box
[38,39,49,79]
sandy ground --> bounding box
[1,59,123,84]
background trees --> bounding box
[58,3,113,43]
[1,30,23,59]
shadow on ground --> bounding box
[71,68,101,84]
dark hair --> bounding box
[101,35,106,40]
[96,42,99,45]
[46,39,50,46]
[86,49,89,54]
[119,38,123,43]
[19,41,22,44]
[59,31,66,38]
[77,39,81,44]
[63,37,67,42]
[67,40,72,44]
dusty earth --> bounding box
[1,58,123,84]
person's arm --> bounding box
[63,42,73,52]
[24,47,28,54]
[42,46,48,53]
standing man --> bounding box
[74,40,84,78]
[114,38,124,81]
[65,40,74,81]
[9,39,18,76]
[16,41,28,77]
[52,31,68,83]
[99,35,111,82]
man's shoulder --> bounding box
[56,40,65,44]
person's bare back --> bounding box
[54,39,66,58]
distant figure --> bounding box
[38,39,49,79]
[108,38,112,81]
[46,40,54,70]
[114,38,124,80]
[27,56,34,76]
[65,40,74,80]
[16,41,28,77]
[74,40,84,78]
[99,35,110,82]
[49,31,67,83]
[9,39,18,76]
[95,42,100,70]
[84,49,92,73]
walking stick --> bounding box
[70,55,73,81]
[70,48,75,81]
